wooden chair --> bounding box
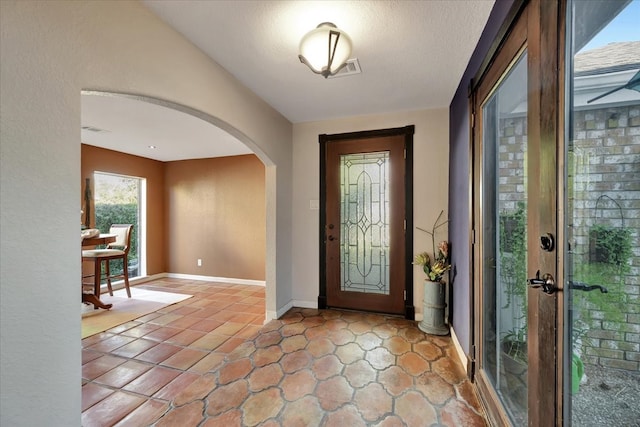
[82,224,133,299]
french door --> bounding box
[473,0,639,425]
[565,1,640,425]
[319,127,414,317]
[473,1,561,425]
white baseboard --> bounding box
[164,273,265,287]
[265,311,278,322]
[266,299,317,321]
[292,299,317,309]
[131,273,165,284]
[450,326,469,370]
[100,273,265,293]
[268,300,294,321]
[95,273,163,293]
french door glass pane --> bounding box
[481,52,528,425]
[339,151,390,294]
[566,1,640,425]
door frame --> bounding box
[470,0,566,425]
[471,6,530,423]
[318,125,415,319]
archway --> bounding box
[81,90,275,320]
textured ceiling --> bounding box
[82,1,495,161]
[143,0,496,123]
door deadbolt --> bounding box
[540,233,555,252]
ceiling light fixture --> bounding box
[298,22,353,78]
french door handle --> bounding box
[528,270,557,295]
[328,235,335,241]
[569,281,608,293]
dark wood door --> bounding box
[319,127,414,316]
[472,0,562,425]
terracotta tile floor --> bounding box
[82,279,487,426]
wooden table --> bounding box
[82,234,116,309]
[82,234,116,247]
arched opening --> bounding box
[80,90,275,320]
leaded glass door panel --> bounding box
[320,128,412,316]
[340,151,390,295]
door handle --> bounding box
[569,281,608,293]
[325,224,336,242]
[528,270,557,295]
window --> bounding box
[94,172,146,279]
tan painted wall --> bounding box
[292,109,450,316]
[82,146,265,280]
[166,155,266,280]
[81,144,167,275]
[1,1,291,424]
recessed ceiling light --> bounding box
[148,145,157,149]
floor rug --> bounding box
[81,287,192,339]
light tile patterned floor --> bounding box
[81,279,487,426]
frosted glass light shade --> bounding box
[298,22,352,78]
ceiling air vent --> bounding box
[81,125,108,133]
[328,58,362,79]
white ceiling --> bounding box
[82,0,495,162]
[81,94,253,162]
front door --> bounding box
[319,126,414,316]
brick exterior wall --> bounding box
[497,104,639,371]
[570,105,640,371]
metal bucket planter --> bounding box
[419,280,449,335]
